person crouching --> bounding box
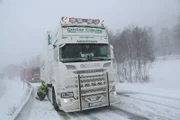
[36,81,49,101]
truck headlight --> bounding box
[111,91,117,95]
[61,92,74,98]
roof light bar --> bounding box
[61,17,101,25]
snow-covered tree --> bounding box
[112,26,155,83]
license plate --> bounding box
[88,101,102,107]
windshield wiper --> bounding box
[89,57,111,61]
[61,58,88,63]
[61,57,111,63]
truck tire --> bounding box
[52,87,59,111]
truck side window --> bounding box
[100,46,109,57]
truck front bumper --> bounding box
[58,92,119,112]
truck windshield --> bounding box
[60,44,111,63]
[32,68,40,74]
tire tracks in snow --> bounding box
[17,83,150,120]
[57,111,71,120]
[117,92,180,101]
[57,105,149,120]
[117,93,180,120]
[117,92,180,110]
[57,108,100,120]
[107,106,149,120]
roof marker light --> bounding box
[93,19,100,24]
[87,19,93,24]
[64,17,69,23]
[70,18,76,23]
[77,18,83,23]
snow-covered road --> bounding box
[117,92,180,120]
[116,58,180,120]
[57,103,149,120]
[7,57,180,120]
[16,83,149,120]
[14,84,180,120]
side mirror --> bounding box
[109,45,114,59]
[110,45,114,50]
[53,44,57,48]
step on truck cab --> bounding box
[41,17,119,112]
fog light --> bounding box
[111,91,117,95]
[63,99,69,103]
[111,86,116,92]
[63,98,73,103]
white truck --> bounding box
[41,17,119,112]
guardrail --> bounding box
[9,81,33,120]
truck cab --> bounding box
[41,17,119,112]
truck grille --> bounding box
[81,87,106,94]
[74,69,105,74]
[79,73,107,95]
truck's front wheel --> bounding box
[52,87,59,111]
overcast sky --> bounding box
[0,0,179,68]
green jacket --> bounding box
[37,82,48,95]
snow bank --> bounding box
[0,77,6,98]
[117,57,180,99]
[116,57,180,120]
[116,83,180,100]
[155,54,180,61]
[0,77,32,120]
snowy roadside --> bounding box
[116,58,180,120]
[116,83,180,120]
[117,58,180,99]
[0,77,6,98]
[116,83,180,100]
[0,77,32,120]
[16,83,61,120]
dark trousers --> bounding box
[37,92,46,101]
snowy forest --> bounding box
[104,15,180,83]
